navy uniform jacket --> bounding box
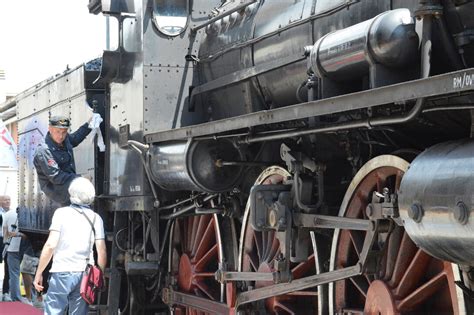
[33,123,91,205]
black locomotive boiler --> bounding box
[8,0,474,314]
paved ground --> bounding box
[0,302,43,315]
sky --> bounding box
[0,0,107,94]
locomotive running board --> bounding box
[146,68,474,143]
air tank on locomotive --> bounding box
[148,139,245,192]
[308,9,419,83]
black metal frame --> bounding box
[146,68,474,143]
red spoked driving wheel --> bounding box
[238,166,323,314]
[169,214,236,314]
[330,155,465,315]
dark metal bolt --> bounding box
[453,201,469,225]
[408,203,423,223]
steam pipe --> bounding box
[157,193,207,211]
[160,194,218,220]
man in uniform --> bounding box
[33,114,101,205]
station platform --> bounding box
[0,301,43,315]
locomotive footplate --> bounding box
[146,67,474,143]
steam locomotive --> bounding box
[8,0,474,314]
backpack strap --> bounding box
[71,204,97,264]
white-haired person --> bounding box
[33,177,107,315]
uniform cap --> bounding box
[49,115,70,128]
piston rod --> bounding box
[235,265,362,307]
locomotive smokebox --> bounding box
[310,9,419,81]
[399,140,474,265]
[149,139,245,193]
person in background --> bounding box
[20,236,42,307]
[2,201,25,302]
[0,195,11,301]
[33,113,102,206]
[33,177,107,315]
[0,195,5,259]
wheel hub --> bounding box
[178,254,193,292]
[364,280,397,315]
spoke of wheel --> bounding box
[397,271,447,311]
[292,254,315,279]
[349,275,369,298]
[195,244,218,271]
[394,249,431,298]
[193,220,215,263]
[388,231,417,288]
[264,231,274,262]
[195,280,217,301]
[192,216,209,257]
[269,236,280,263]
[383,226,403,281]
[347,229,372,283]
[190,216,198,251]
[187,217,194,253]
[246,249,259,271]
[194,272,215,279]
[253,231,263,262]
[348,197,364,219]
[262,231,269,262]
[349,230,364,257]
[275,301,296,315]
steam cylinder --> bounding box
[149,139,244,193]
[310,9,419,81]
[399,140,474,265]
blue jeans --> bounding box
[45,272,88,315]
[7,251,21,301]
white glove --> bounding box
[88,113,103,129]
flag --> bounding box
[0,117,17,169]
